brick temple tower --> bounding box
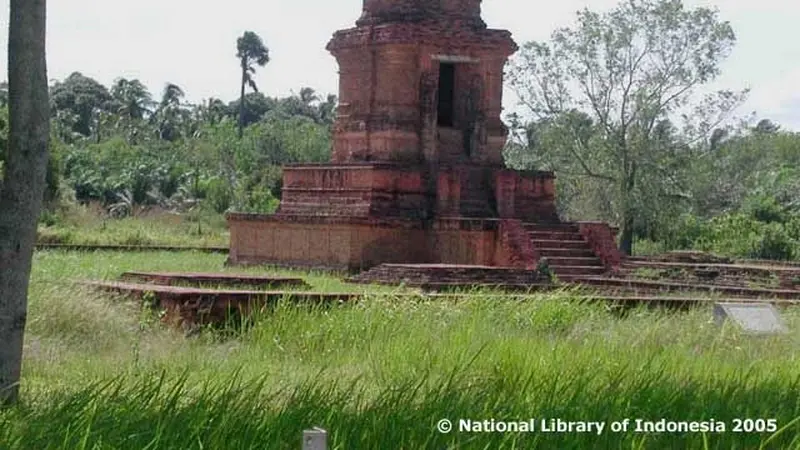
[327,0,515,168]
[226,0,622,272]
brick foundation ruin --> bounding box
[227,0,622,273]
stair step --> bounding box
[523,223,579,232]
[531,239,589,250]
[545,257,603,267]
[529,231,584,241]
[537,248,596,258]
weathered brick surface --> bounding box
[577,222,624,270]
[494,169,559,222]
[227,215,510,271]
[84,281,358,328]
[497,219,538,269]
[327,0,516,166]
[277,164,431,218]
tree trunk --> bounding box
[619,209,635,256]
[0,0,49,406]
[618,164,636,256]
[238,64,246,140]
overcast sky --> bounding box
[1,0,798,130]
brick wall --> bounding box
[227,215,506,271]
[493,170,559,223]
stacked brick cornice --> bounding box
[326,22,517,55]
[356,0,485,27]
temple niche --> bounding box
[226,0,571,271]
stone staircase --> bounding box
[524,222,607,278]
[348,221,614,288]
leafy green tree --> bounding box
[49,72,112,137]
[507,0,746,254]
[227,92,276,127]
[754,118,780,135]
[276,87,335,124]
[236,31,270,139]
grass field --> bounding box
[37,205,230,247]
[1,250,800,449]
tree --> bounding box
[151,83,187,141]
[316,94,338,126]
[49,72,111,137]
[236,31,270,139]
[227,92,276,127]
[507,0,746,254]
[110,78,153,121]
[196,98,230,126]
[0,0,50,405]
[753,118,780,135]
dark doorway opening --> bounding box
[437,62,455,127]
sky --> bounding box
[0,0,799,130]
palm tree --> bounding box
[152,83,186,141]
[299,87,318,106]
[195,98,229,126]
[160,83,184,108]
[110,78,153,121]
[317,94,338,126]
[236,31,269,139]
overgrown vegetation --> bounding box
[504,0,800,260]
[0,250,798,448]
[0,43,335,223]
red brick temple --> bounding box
[226,0,622,275]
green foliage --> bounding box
[204,176,233,214]
[42,72,333,218]
[506,0,746,253]
[36,206,228,247]
[49,72,114,137]
[662,209,800,261]
[640,125,800,260]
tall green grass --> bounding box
[37,205,229,247]
[2,250,799,449]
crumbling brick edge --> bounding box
[577,221,623,271]
[498,219,538,269]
